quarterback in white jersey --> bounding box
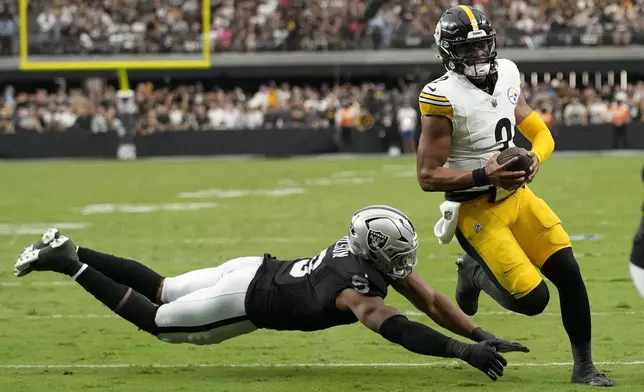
[419,58,522,194]
[415,5,614,387]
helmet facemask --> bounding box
[362,235,418,280]
[451,35,496,80]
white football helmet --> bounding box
[348,205,419,280]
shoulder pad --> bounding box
[418,79,453,119]
[496,58,519,74]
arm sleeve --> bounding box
[379,314,465,358]
[517,111,555,164]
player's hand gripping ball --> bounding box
[496,147,535,189]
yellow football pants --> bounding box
[456,186,572,298]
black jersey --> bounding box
[244,236,389,332]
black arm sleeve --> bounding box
[379,314,468,359]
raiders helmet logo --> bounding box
[367,229,389,251]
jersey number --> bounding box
[289,249,328,278]
[494,118,514,151]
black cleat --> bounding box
[14,228,80,277]
[571,370,615,387]
[455,254,481,316]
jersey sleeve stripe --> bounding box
[419,92,448,102]
[418,101,454,118]
[418,97,451,107]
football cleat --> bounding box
[14,228,80,277]
[571,371,615,387]
[455,254,482,316]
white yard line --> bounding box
[1,361,643,369]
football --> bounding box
[496,147,533,173]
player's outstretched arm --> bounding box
[515,93,555,182]
[391,272,529,354]
[335,288,507,381]
[392,272,476,337]
[416,115,525,191]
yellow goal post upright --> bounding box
[18,0,211,92]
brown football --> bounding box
[496,147,532,172]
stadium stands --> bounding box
[0,0,641,56]
[1,79,642,134]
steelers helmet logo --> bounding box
[507,87,519,105]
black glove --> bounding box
[470,328,530,354]
[455,341,508,381]
[488,339,530,354]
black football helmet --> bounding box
[434,5,497,79]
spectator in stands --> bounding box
[2,74,643,137]
[397,103,417,154]
[0,10,16,55]
[587,96,611,124]
[537,106,554,129]
[91,105,110,134]
[609,97,631,149]
[335,100,359,152]
[563,96,588,126]
[18,0,644,55]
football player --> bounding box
[14,205,529,381]
[416,5,614,387]
[629,165,644,296]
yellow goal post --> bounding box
[19,0,211,90]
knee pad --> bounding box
[541,247,582,286]
[514,280,550,316]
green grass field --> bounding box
[0,155,642,392]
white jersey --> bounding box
[418,59,522,193]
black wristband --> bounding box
[379,314,459,358]
[472,168,490,187]
[470,327,496,342]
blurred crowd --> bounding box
[0,0,642,55]
[1,77,642,136]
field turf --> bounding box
[0,155,642,392]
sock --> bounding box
[571,341,593,374]
[77,248,164,302]
[541,247,594,373]
[74,264,160,335]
